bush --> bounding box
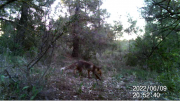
[157,69,180,93]
[0,50,44,100]
[157,68,180,99]
[0,76,42,100]
[124,53,137,66]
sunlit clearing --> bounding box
[0,32,3,37]
[120,34,137,40]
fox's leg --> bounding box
[93,71,101,80]
[88,70,91,78]
[78,68,83,76]
[73,68,77,75]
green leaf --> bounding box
[30,86,41,100]
[1,75,6,82]
[22,86,29,90]
[20,94,27,99]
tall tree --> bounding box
[71,0,80,57]
[141,0,180,57]
[16,1,29,49]
[133,0,180,72]
[0,0,55,55]
[61,0,109,58]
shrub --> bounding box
[124,53,137,66]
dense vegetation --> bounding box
[0,0,180,100]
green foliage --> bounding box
[60,0,111,59]
[113,21,123,38]
[0,50,43,100]
[0,72,42,100]
[118,40,128,51]
[24,46,38,58]
[0,23,38,56]
[157,68,180,97]
[92,83,97,89]
[123,0,180,99]
[0,27,22,55]
[113,74,123,81]
[124,15,138,34]
[0,76,20,99]
[78,82,84,94]
[30,86,42,100]
[124,53,137,66]
[103,50,113,56]
[80,47,96,60]
[0,0,56,56]
[134,68,151,80]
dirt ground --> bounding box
[32,52,148,100]
[36,62,137,100]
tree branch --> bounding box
[152,0,180,16]
[147,21,179,58]
[26,21,70,70]
[0,0,18,10]
[4,69,16,82]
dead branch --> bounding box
[4,69,16,82]
[26,21,70,73]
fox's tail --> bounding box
[60,62,76,71]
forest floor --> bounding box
[37,67,134,100]
[35,54,160,100]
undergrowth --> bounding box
[0,50,47,100]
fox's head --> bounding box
[95,66,102,76]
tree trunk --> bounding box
[72,0,80,57]
[72,35,79,57]
[17,2,28,44]
[15,2,28,53]
[128,33,131,52]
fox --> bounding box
[61,60,102,80]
